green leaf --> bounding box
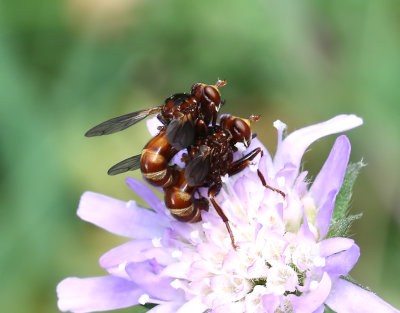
[324,304,336,313]
[332,161,365,223]
[113,304,155,312]
[326,213,362,238]
[142,304,158,310]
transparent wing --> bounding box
[107,154,141,176]
[85,107,162,137]
[166,118,195,150]
[184,153,210,186]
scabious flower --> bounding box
[57,115,400,313]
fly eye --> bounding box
[203,86,220,104]
[232,118,251,144]
[233,119,248,135]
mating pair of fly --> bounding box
[85,80,285,249]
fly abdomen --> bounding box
[164,169,209,223]
[165,188,198,222]
[140,130,176,188]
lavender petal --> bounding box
[174,297,209,313]
[233,176,264,212]
[289,272,332,313]
[57,276,143,313]
[298,210,317,241]
[99,239,174,271]
[125,177,165,215]
[147,303,184,313]
[315,189,337,240]
[312,305,325,313]
[274,115,362,182]
[246,137,271,158]
[262,293,279,312]
[319,237,355,257]
[233,137,273,178]
[324,243,360,277]
[78,191,165,239]
[258,154,275,181]
[310,135,351,206]
[325,278,400,313]
[125,261,181,301]
[170,150,186,169]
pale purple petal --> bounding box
[319,237,355,257]
[293,170,309,195]
[125,177,165,215]
[298,210,316,242]
[262,293,280,312]
[310,135,351,206]
[273,119,287,152]
[167,220,198,244]
[99,240,174,270]
[274,115,362,180]
[175,297,209,313]
[315,189,337,239]
[312,305,325,313]
[258,154,275,181]
[233,137,273,177]
[246,136,273,179]
[325,278,400,313]
[125,261,180,301]
[147,303,183,313]
[213,302,245,313]
[233,176,264,212]
[78,191,165,239]
[324,243,360,277]
[57,276,143,313]
[246,137,271,157]
[170,150,186,168]
[289,272,332,313]
[100,240,151,269]
[146,115,163,137]
[275,162,297,188]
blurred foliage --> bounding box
[0,0,399,312]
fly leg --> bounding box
[194,189,209,212]
[256,169,285,199]
[227,147,262,176]
[228,147,285,199]
[208,184,237,249]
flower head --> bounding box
[57,115,400,313]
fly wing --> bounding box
[166,118,195,150]
[85,107,162,137]
[184,153,210,186]
[107,154,141,176]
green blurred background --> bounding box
[1,0,399,312]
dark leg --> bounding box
[228,147,285,199]
[212,110,218,127]
[228,147,263,176]
[195,119,208,138]
[257,169,285,199]
[194,189,210,211]
[208,184,237,249]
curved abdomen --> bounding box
[164,169,208,222]
[140,130,177,188]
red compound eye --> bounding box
[204,85,220,104]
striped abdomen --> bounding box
[140,130,177,188]
[164,169,208,222]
